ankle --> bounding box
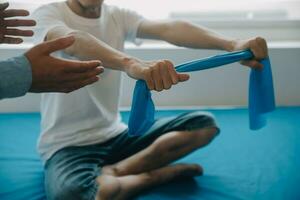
[96,175,121,200]
[102,165,119,176]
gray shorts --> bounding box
[44,111,219,200]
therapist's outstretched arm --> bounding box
[25,36,103,93]
[137,20,268,69]
[0,36,103,99]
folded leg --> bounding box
[97,163,202,200]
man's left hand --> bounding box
[232,37,268,69]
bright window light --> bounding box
[4,0,300,20]
[3,0,300,43]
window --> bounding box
[4,0,300,43]
[6,0,300,19]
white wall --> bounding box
[0,42,300,113]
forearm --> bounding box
[46,26,139,71]
[139,20,236,51]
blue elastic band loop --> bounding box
[128,50,276,136]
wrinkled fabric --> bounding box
[0,55,32,100]
[128,50,276,136]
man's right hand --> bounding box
[25,36,104,93]
[124,58,190,92]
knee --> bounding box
[149,127,218,158]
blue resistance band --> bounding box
[128,50,276,136]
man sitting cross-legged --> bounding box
[33,0,268,199]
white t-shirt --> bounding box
[32,2,144,162]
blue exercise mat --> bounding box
[1,108,300,200]
[128,50,276,136]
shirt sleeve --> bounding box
[32,3,67,44]
[0,55,32,99]
[115,7,145,45]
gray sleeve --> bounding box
[0,55,32,100]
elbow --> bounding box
[173,20,190,27]
[163,20,192,47]
[46,29,91,57]
[68,30,90,40]
[165,20,190,31]
[65,30,90,57]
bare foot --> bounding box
[96,175,121,200]
[96,163,203,200]
[150,163,203,183]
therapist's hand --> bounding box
[124,58,189,91]
[25,36,104,93]
[0,2,36,44]
[232,37,268,69]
